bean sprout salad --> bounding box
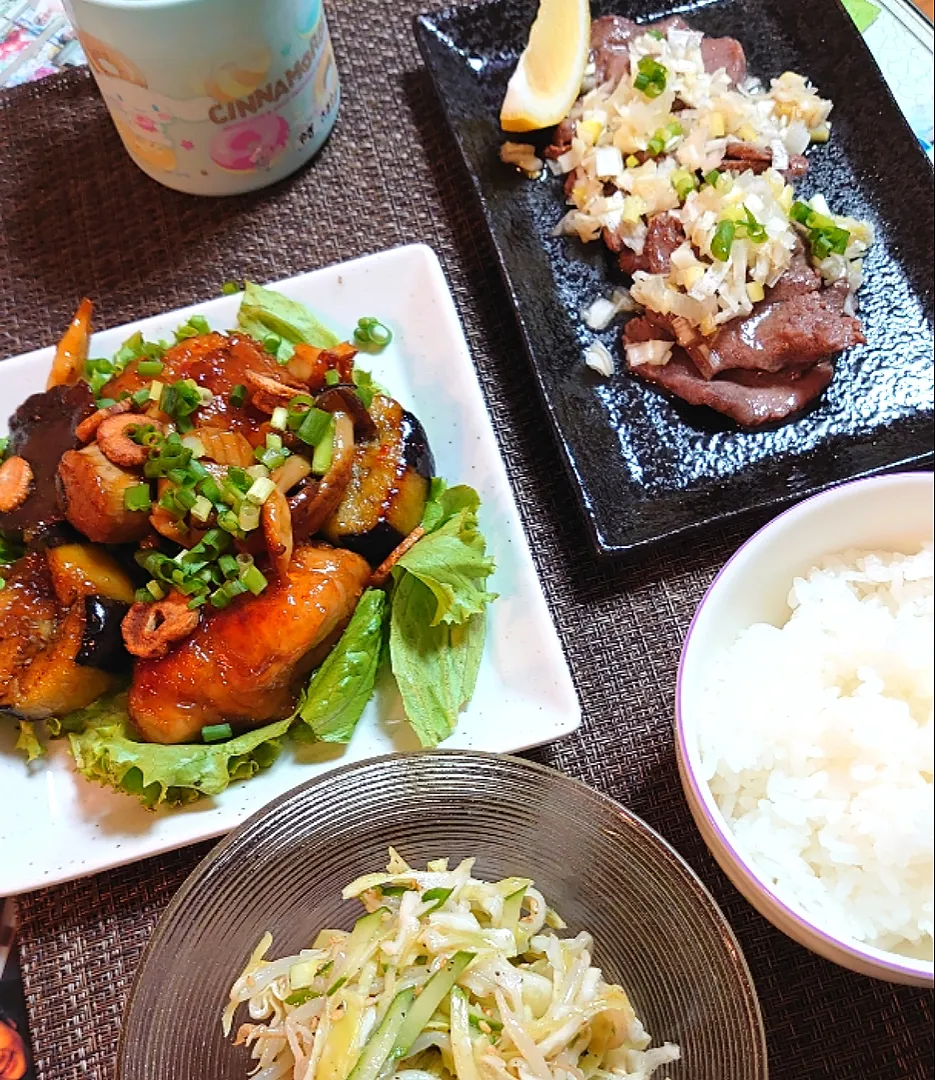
[223,850,680,1080]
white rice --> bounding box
[697,544,934,959]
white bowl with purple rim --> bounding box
[676,472,934,988]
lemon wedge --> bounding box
[500,0,591,133]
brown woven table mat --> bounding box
[1,1,932,1076]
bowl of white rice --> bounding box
[677,472,933,986]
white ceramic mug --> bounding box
[63,0,341,196]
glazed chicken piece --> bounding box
[104,331,290,445]
[128,544,371,743]
[0,553,59,708]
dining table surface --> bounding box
[0,0,933,1077]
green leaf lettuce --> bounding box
[237,281,340,362]
[296,588,387,743]
[397,483,497,626]
[389,481,495,747]
[63,692,291,808]
[15,720,45,762]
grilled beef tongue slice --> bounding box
[589,16,746,88]
[671,270,863,380]
[635,257,862,380]
[720,140,809,179]
[611,213,685,274]
[623,316,833,426]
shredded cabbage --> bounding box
[224,851,680,1080]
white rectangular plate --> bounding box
[0,244,580,896]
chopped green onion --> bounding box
[789,202,850,260]
[311,419,335,474]
[245,464,270,480]
[240,563,268,595]
[227,467,250,493]
[633,56,667,98]
[646,121,681,158]
[177,487,198,512]
[711,220,736,262]
[94,397,117,408]
[703,169,722,187]
[295,407,331,447]
[146,580,166,600]
[131,387,152,408]
[646,28,664,39]
[197,475,222,504]
[221,281,241,296]
[128,423,156,446]
[238,503,261,531]
[134,587,152,603]
[190,495,213,523]
[218,554,239,578]
[369,322,392,347]
[324,368,340,386]
[208,580,237,609]
[149,381,164,405]
[270,406,289,431]
[246,476,275,504]
[810,226,849,259]
[201,723,233,743]
[671,168,697,201]
[189,315,210,335]
[353,317,393,349]
[137,360,164,377]
[124,484,151,512]
[229,384,247,408]
[217,509,242,535]
[263,333,282,355]
[736,206,767,244]
[160,378,205,432]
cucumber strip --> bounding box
[500,886,527,937]
[450,986,484,1080]
[393,951,475,1059]
[347,988,414,1080]
[327,908,387,993]
[421,886,453,913]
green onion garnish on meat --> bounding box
[123,484,152,512]
[790,201,851,260]
[201,723,233,743]
[711,220,736,262]
[634,56,667,98]
[294,406,332,447]
[229,383,247,408]
[671,169,697,201]
[646,121,682,157]
[736,206,767,244]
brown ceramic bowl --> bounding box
[117,752,767,1079]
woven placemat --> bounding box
[1,1,932,1076]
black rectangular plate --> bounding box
[415,0,934,554]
